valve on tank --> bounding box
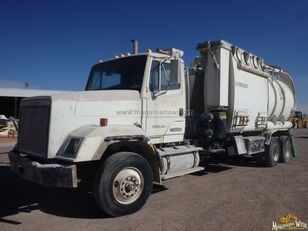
[192,112,214,138]
[210,109,227,140]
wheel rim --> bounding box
[285,141,291,159]
[273,144,280,162]
[112,167,144,205]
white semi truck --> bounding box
[9,40,296,216]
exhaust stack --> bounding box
[131,39,138,54]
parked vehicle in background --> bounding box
[9,40,297,216]
[291,111,308,128]
[0,115,18,138]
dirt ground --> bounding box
[0,138,16,144]
[0,130,307,231]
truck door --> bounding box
[144,58,186,143]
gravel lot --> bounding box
[0,129,307,231]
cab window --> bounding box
[150,60,180,91]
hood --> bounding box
[48,90,142,157]
[51,90,141,116]
[51,90,140,102]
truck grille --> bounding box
[18,96,51,158]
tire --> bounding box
[279,136,292,163]
[264,137,280,167]
[93,152,153,217]
[7,129,14,138]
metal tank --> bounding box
[267,70,296,128]
[194,40,296,133]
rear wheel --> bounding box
[264,137,280,167]
[93,152,153,217]
[279,136,292,163]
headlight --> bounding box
[62,137,83,157]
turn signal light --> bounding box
[100,118,108,126]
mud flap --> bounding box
[291,136,297,157]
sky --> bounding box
[0,0,307,111]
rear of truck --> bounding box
[187,40,296,165]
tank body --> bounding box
[191,40,296,133]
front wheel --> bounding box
[93,152,153,217]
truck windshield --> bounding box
[86,55,147,91]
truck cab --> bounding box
[9,49,196,217]
[85,50,186,144]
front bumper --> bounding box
[9,150,78,188]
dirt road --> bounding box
[0,130,307,231]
